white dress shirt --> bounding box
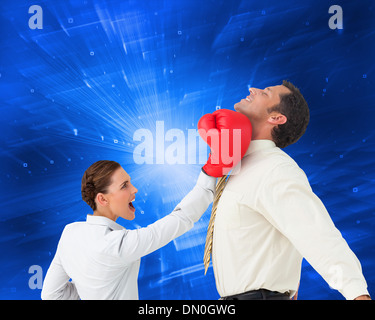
[41,171,215,300]
[212,140,369,300]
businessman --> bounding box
[201,80,371,300]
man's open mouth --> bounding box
[245,89,255,102]
[245,95,254,102]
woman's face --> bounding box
[100,167,138,221]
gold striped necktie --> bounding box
[203,175,228,275]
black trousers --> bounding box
[221,289,290,300]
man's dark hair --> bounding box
[267,80,310,148]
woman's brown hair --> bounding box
[81,160,121,211]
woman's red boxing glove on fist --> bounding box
[198,109,252,177]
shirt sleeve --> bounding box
[104,171,216,264]
[41,248,80,300]
[255,163,369,300]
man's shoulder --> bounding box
[238,146,305,183]
[250,147,307,182]
[260,146,301,169]
[266,148,310,183]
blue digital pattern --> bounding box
[0,0,374,299]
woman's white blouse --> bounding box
[41,172,215,300]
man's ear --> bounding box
[96,193,109,207]
[267,114,287,126]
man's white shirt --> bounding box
[212,140,369,300]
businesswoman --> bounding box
[41,160,215,299]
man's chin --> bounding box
[234,104,245,114]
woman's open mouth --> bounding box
[129,199,135,212]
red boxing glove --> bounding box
[198,109,252,177]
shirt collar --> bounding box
[244,139,276,157]
[86,215,125,231]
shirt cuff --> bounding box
[197,170,216,194]
[342,281,370,300]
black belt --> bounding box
[221,289,290,300]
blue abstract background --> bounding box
[0,0,374,300]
